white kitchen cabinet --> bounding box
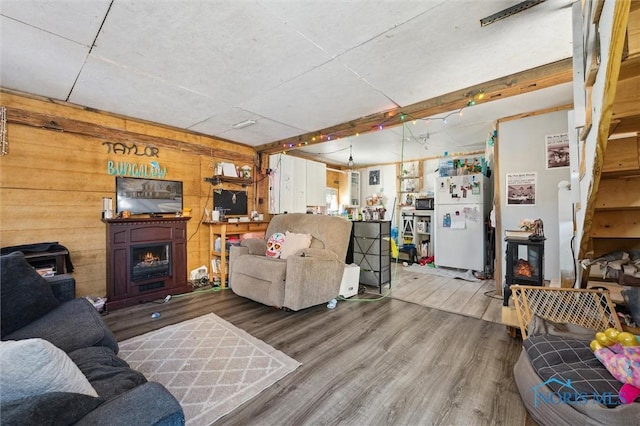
[269,154,327,213]
[306,160,327,207]
[269,154,306,214]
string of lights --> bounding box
[279,90,486,151]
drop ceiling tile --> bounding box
[90,1,331,105]
[188,107,305,146]
[69,56,231,130]
[339,0,573,107]
[0,0,110,45]
[239,60,397,132]
[260,0,440,57]
[0,16,89,99]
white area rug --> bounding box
[119,313,300,425]
[404,264,481,282]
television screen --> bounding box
[115,177,183,215]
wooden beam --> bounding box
[256,58,573,155]
[4,106,256,164]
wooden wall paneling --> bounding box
[326,169,341,189]
[0,91,259,298]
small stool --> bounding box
[397,245,419,265]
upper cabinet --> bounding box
[268,154,326,214]
[306,159,327,207]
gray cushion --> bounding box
[69,346,147,401]
[0,392,103,426]
[1,252,60,337]
[0,338,98,403]
[524,334,621,405]
[4,298,119,354]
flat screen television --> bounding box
[115,176,183,215]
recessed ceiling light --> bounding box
[232,119,256,129]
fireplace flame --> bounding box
[515,259,534,277]
[143,252,159,264]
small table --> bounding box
[23,249,69,275]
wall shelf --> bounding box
[204,175,252,187]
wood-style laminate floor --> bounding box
[104,272,527,426]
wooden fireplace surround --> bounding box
[104,217,191,310]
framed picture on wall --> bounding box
[369,169,381,185]
[506,172,536,206]
[545,133,570,169]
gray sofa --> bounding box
[0,251,184,425]
[229,213,352,311]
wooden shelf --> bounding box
[208,220,269,288]
[204,175,252,186]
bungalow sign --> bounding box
[107,160,167,178]
[103,141,167,178]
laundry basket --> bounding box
[511,285,622,339]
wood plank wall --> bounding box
[0,91,266,298]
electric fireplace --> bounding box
[503,237,545,305]
[131,242,171,282]
[104,217,191,310]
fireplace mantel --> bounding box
[104,217,191,310]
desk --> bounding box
[207,221,269,288]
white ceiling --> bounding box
[1,0,574,166]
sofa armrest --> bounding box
[294,247,339,261]
[75,382,184,426]
[3,298,118,354]
[283,252,343,311]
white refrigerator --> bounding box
[434,173,491,272]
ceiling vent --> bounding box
[480,0,546,27]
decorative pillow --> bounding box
[279,231,312,260]
[266,232,286,258]
[0,338,99,403]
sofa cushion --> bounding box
[0,338,98,403]
[4,297,119,354]
[1,252,61,337]
[69,346,147,400]
[280,231,312,259]
[524,334,622,404]
[1,392,103,426]
[236,255,287,283]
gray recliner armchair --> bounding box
[229,213,352,311]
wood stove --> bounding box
[503,237,545,306]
